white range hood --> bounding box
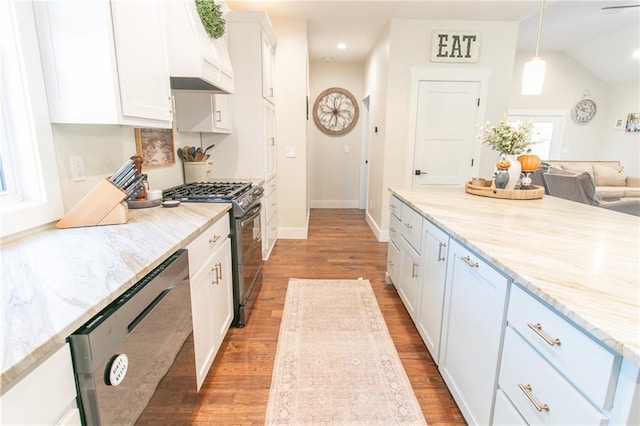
[165,0,234,94]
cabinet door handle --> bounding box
[210,266,218,286]
[461,255,478,268]
[404,222,412,230]
[270,137,275,146]
[387,260,394,268]
[518,384,549,412]
[412,263,418,278]
[215,110,222,123]
[527,323,562,346]
[209,235,221,244]
[390,227,397,235]
[216,262,222,283]
[437,242,447,262]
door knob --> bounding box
[415,170,428,176]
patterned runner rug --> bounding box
[265,279,427,425]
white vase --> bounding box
[503,154,521,190]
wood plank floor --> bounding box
[138,209,465,425]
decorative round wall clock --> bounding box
[571,94,597,123]
[313,87,359,136]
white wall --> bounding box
[363,27,390,238]
[602,82,640,176]
[52,124,196,212]
[509,51,639,176]
[365,19,519,238]
[271,18,309,238]
[309,62,363,208]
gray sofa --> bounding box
[542,171,640,216]
[544,160,640,201]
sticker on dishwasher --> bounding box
[105,354,129,386]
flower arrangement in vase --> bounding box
[477,119,537,190]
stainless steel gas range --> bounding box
[163,182,264,327]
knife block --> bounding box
[56,179,129,229]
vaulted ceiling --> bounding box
[226,0,640,85]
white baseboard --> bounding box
[365,210,388,242]
[310,200,359,208]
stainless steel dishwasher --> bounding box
[68,249,193,425]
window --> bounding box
[0,1,63,238]
[508,111,566,160]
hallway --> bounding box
[139,209,464,424]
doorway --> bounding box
[360,95,370,209]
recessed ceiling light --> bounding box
[337,42,346,50]
[633,49,640,60]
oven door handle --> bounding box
[240,204,262,228]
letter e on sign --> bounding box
[430,30,481,63]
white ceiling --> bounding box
[226,0,640,85]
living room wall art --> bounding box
[625,113,640,132]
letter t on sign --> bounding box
[430,30,481,63]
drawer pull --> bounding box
[412,263,418,278]
[527,323,562,346]
[209,235,221,244]
[438,242,447,262]
[390,227,397,234]
[461,255,478,268]
[404,222,413,230]
[518,384,549,412]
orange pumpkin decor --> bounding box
[517,153,541,172]
[496,159,511,170]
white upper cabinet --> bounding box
[33,0,173,128]
[174,91,232,133]
[261,32,275,103]
[165,0,234,94]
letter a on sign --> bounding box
[430,30,481,63]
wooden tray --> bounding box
[465,181,544,200]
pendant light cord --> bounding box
[534,0,546,57]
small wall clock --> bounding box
[571,95,597,124]
[313,87,359,136]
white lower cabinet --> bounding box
[262,177,278,259]
[493,388,526,425]
[398,236,421,321]
[187,216,233,391]
[416,220,449,364]
[499,326,607,425]
[1,343,81,425]
[439,239,509,425]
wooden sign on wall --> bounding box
[430,30,481,63]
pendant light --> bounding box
[522,0,546,95]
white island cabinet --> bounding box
[187,214,233,391]
[0,343,80,425]
[416,220,449,364]
[387,187,640,425]
[33,0,172,128]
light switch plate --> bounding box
[285,146,296,158]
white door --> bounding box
[412,81,480,187]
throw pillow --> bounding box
[560,163,594,179]
[546,166,573,175]
[593,164,627,186]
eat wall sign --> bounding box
[430,30,481,63]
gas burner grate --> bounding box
[163,182,252,201]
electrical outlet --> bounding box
[70,156,85,181]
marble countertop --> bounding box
[1,202,231,391]
[390,187,640,365]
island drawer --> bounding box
[389,211,401,245]
[390,195,402,219]
[499,326,607,425]
[507,284,619,409]
[400,203,423,253]
[188,215,230,275]
[386,238,400,286]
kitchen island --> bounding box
[1,202,231,391]
[389,186,639,424]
